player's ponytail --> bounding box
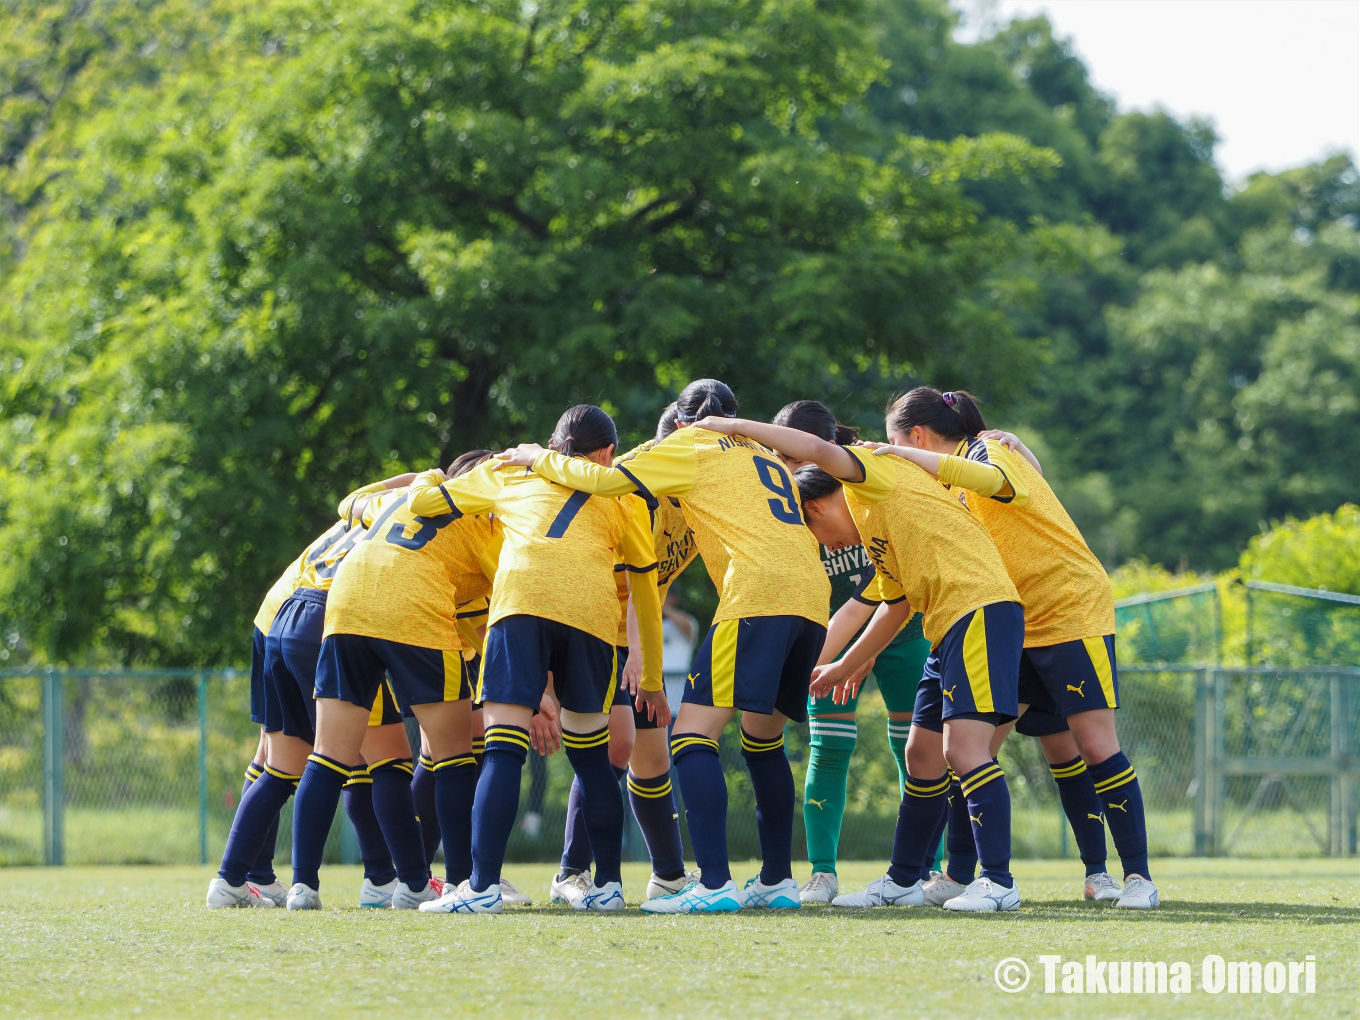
[549,404,618,458]
[886,386,987,441]
[675,378,737,423]
[794,465,843,505]
[445,449,496,478]
[773,399,859,445]
[656,402,680,442]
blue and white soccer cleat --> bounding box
[1112,875,1159,909]
[832,874,925,908]
[573,881,626,912]
[942,877,1020,912]
[639,879,742,914]
[737,876,801,909]
[285,882,322,910]
[418,879,503,914]
[359,877,398,908]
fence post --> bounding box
[198,674,209,866]
[42,670,65,866]
[1192,668,1209,856]
[1211,668,1226,854]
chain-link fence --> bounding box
[3,662,1356,867]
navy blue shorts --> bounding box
[911,602,1024,731]
[478,615,617,714]
[249,626,270,726]
[613,645,658,730]
[1019,635,1119,717]
[1013,665,1069,737]
[263,589,328,742]
[684,615,826,723]
[315,632,471,714]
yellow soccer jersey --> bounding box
[531,427,829,627]
[937,439,1114,646]
[456,596,490,658]
[253,553,305,635]
[407,461,665,691]
[838,445,1019,646]
[323,487,499,650]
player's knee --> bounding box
[906,742,945,777]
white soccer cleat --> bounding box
[206,877,271,908]
[572,880,626,912]
[549,869,592,907]
[285,882,322,910]
[646,869,701,899]
[921,873,967,906]
[248,880,288,908]
[1084,872,1122,903]
[359,877,399,908]
[640,879,742,914]
[799,871,840,904]
[499,878,533,906]
[832,874,925,908]
[418,879,503,914]
[390,877,444,909]
[943,877,1020,912]
[1113,874,1159,909]
[737,875,801,909]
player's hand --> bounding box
[622,651,643,697]
[690,416,739,434]
[635,687,671,728]
[809,661,847,697]
[870,444,909,457]
[835,657,874,705]
[497,443,544,467]
[979,429,1023,451]
[856,440,888,450]
[530,697,561,756]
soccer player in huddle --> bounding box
[503,379,831,913]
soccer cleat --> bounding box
[737,875,801,909]
[832,874,925,908]
[799,871,840,904]
[1113,875,1160,909]
[942,877,1020,912]
[573,881,626,912]
[646,869,701,899]
[359,877,399,908]
[1084,872,1122,904]
[248,881,288,908]
[640,879,742,914]
[206,877,271,908]
[549,869,592,907]
[499,878,532,906]
[390,877,444,910]
[285,882,322,910]
[921,873,966,906]
[418,879,503,914]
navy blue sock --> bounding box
[926,790,949,871]
[560,775,593,875]
[671,733,730,889]
[1049,756,1109,876]
[959,760,1013,888]
[945,771,978,883]
[562,728,624,887]
[367,758,428,890]
[291,753,350,889]
[470,725,529,892]
[220,766,298,887]
[411,753,440,870]
[885,772,948,887]
[628,770,685,881]
[1089,751,1150,880]
[432,754,478,886]
[342,768,397,886]
[240,763,281,886]
[740,729,794,885]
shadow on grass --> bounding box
[789,900,1360,925]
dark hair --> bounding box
[675,378,737,423]
[549,404,618,457]
[886,386,986,441]
[656,402,680,442]
[794,465,843,505]
[773,399,859,445]
[446,449,495,478]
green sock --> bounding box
[886,718,911,795]
[804,720,856,874]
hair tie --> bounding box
[942,391,957,408]
[675,411,736,423]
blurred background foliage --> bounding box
[1,0,1357,668]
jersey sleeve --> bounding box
[618,495,664,692]
[337,480,388,525]
[407,461,501,517]
[837,445,899,504]
[936,441,1029,505]
[853,567,906,605]
[534,431,698,501]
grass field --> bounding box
[1,859,1357,1019]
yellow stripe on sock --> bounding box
[710,620,739,708]
[1049,761,1087,779]
[627,777,673,798]
[485,726,531,752]
[740,733,785,753]
[670,735,719,755]
[430,754,477,771]
[960,764,1005,796]
[1093,766,1136,794]
[562,729,611,750]
[307,753,351,778]
[419,754,436,768]
[263,763,303,782]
